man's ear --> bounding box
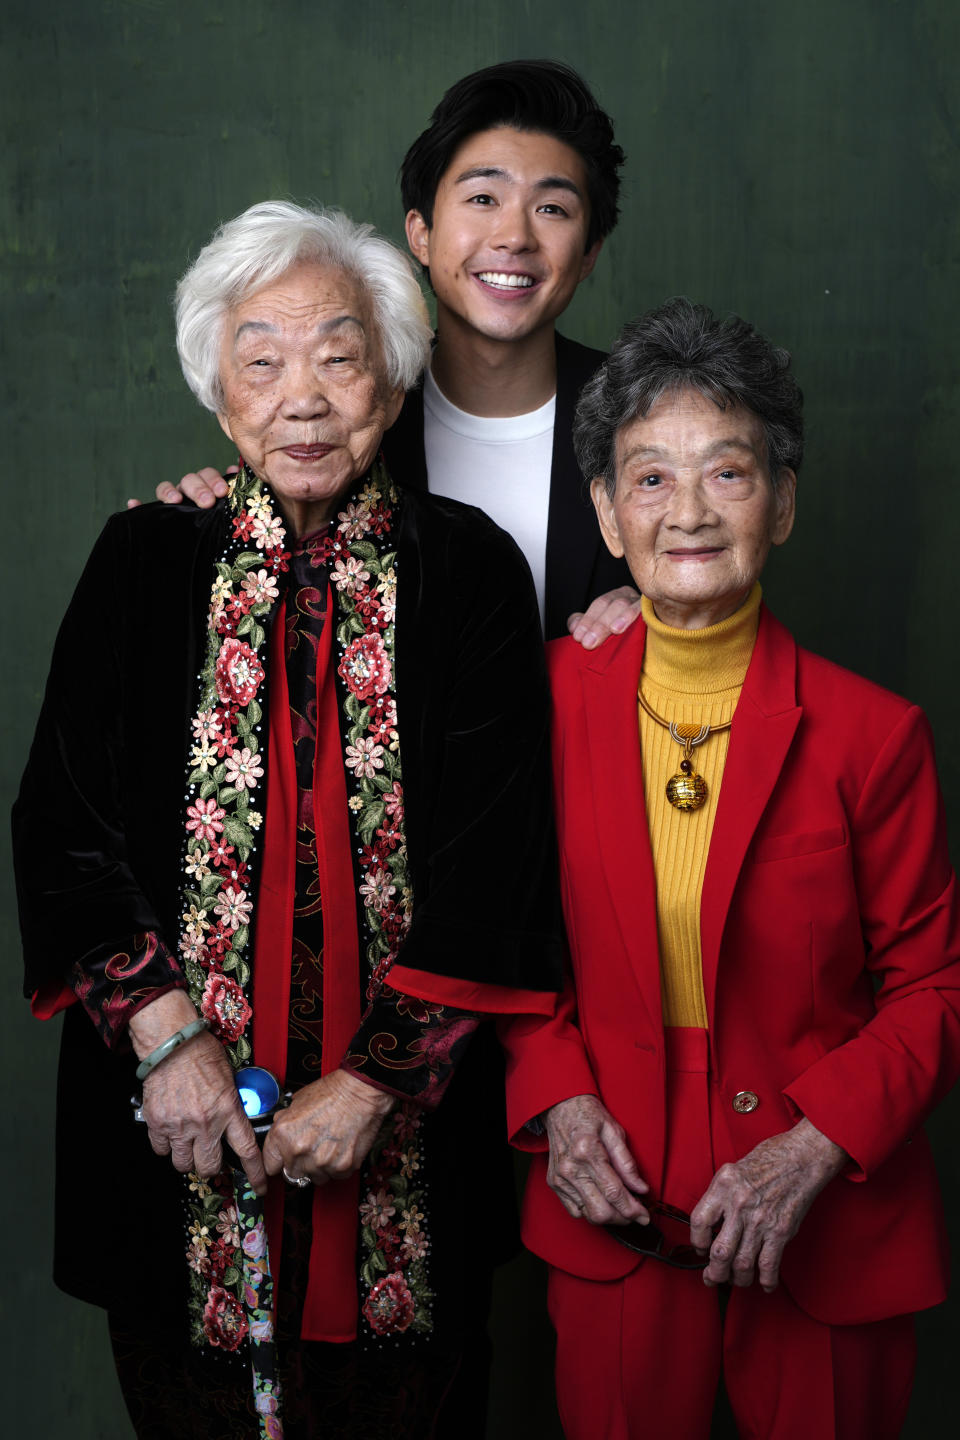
[590,475,624,558]
[579,238,603,285]
[405,210,430,268]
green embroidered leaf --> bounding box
[235,1034,252,1062]
[357,705,371,730]
[357,800,386,843]
[235,614,254,637]
[348,613,365,636]
[234,550,262,569]
[212,763,227,786]
[360,1260,377,1287]
[250,623,265,650]
[247,698,262,726]
[351,541,378,562]
[371,773,392,793]
[199,777,217,800]
[361,1225,378,1248]
[216,562,234,581]
[200,872,221,899]
[233,924,249,952]
[183,888,201,911]
[222,815,254,849]
[236,958,251,986]
[187,766,208,785]
[370,1248,388,1274]
[345,692,361,721]
[236,712,251,737]
[218,785,240,806]
[222,1267,240,1287]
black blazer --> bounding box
[383,332,631,640]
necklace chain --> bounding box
[637,687,733,811]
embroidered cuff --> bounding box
[69,932,186,1048]
[343,988,482,1110]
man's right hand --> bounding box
[126,466,234,510]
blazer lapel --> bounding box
[700,607,802,1023]
[579,621,664,1032]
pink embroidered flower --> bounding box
[224,747,263,791]
[363,1271,415,1336]
[213,885,252,931]
[338,501,373,539]
[402,1229,429,1260]
[215,1206,240,1245]
[250,514,285,551]
[331,554,371,595]
[359,1188,396,1230]
[359,866,396,913]
[201,974,252,1043]
[338,633,392,700]
[215,638,264,706]
[241,568,280,604]
[192,708,222,743]
[202,1285,248,1351]
[345,736,385,778]
[186,797,225,842]
[383,782,404,820]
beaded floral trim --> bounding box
[316,473,432,1338]
[177,462,431,1396]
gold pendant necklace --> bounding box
[637,688,732,812]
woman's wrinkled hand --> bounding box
[262,1070,396,1187]
[131,992,266,1195]
[690,1118,848,1291]
[544,1093,649,1224]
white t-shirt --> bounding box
[422,365,555,627]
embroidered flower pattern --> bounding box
[317,475,430,1337]
[178,464,431,1402]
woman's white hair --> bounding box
[176,201,432,412]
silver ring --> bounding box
[283,1167,311,1189]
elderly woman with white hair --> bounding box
[14,202,562,1440]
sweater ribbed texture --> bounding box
[638,585,761,1027]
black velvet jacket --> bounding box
[14,484,563,1308]
[383,332,632,640]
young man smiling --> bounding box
[150,60,640,645]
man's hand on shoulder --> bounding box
[126,466,235,510]
[567,586,642,650]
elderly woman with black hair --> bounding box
[500,298,960,1440]
[14,201,561,1440]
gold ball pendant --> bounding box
[666,770,708,811]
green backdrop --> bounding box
[3,2,958,1434]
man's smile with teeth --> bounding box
[476,271,536,289]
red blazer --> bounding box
[501,605,960,1325]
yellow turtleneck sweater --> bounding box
[639,585,761,1028]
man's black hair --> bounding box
[400,59,624,251]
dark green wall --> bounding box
[4,2,958,1434]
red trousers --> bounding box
[547,1029,916,1440]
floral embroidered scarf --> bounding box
[175,460,425,1434]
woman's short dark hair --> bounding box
[575,298,805,496]
[400,59,624,251]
